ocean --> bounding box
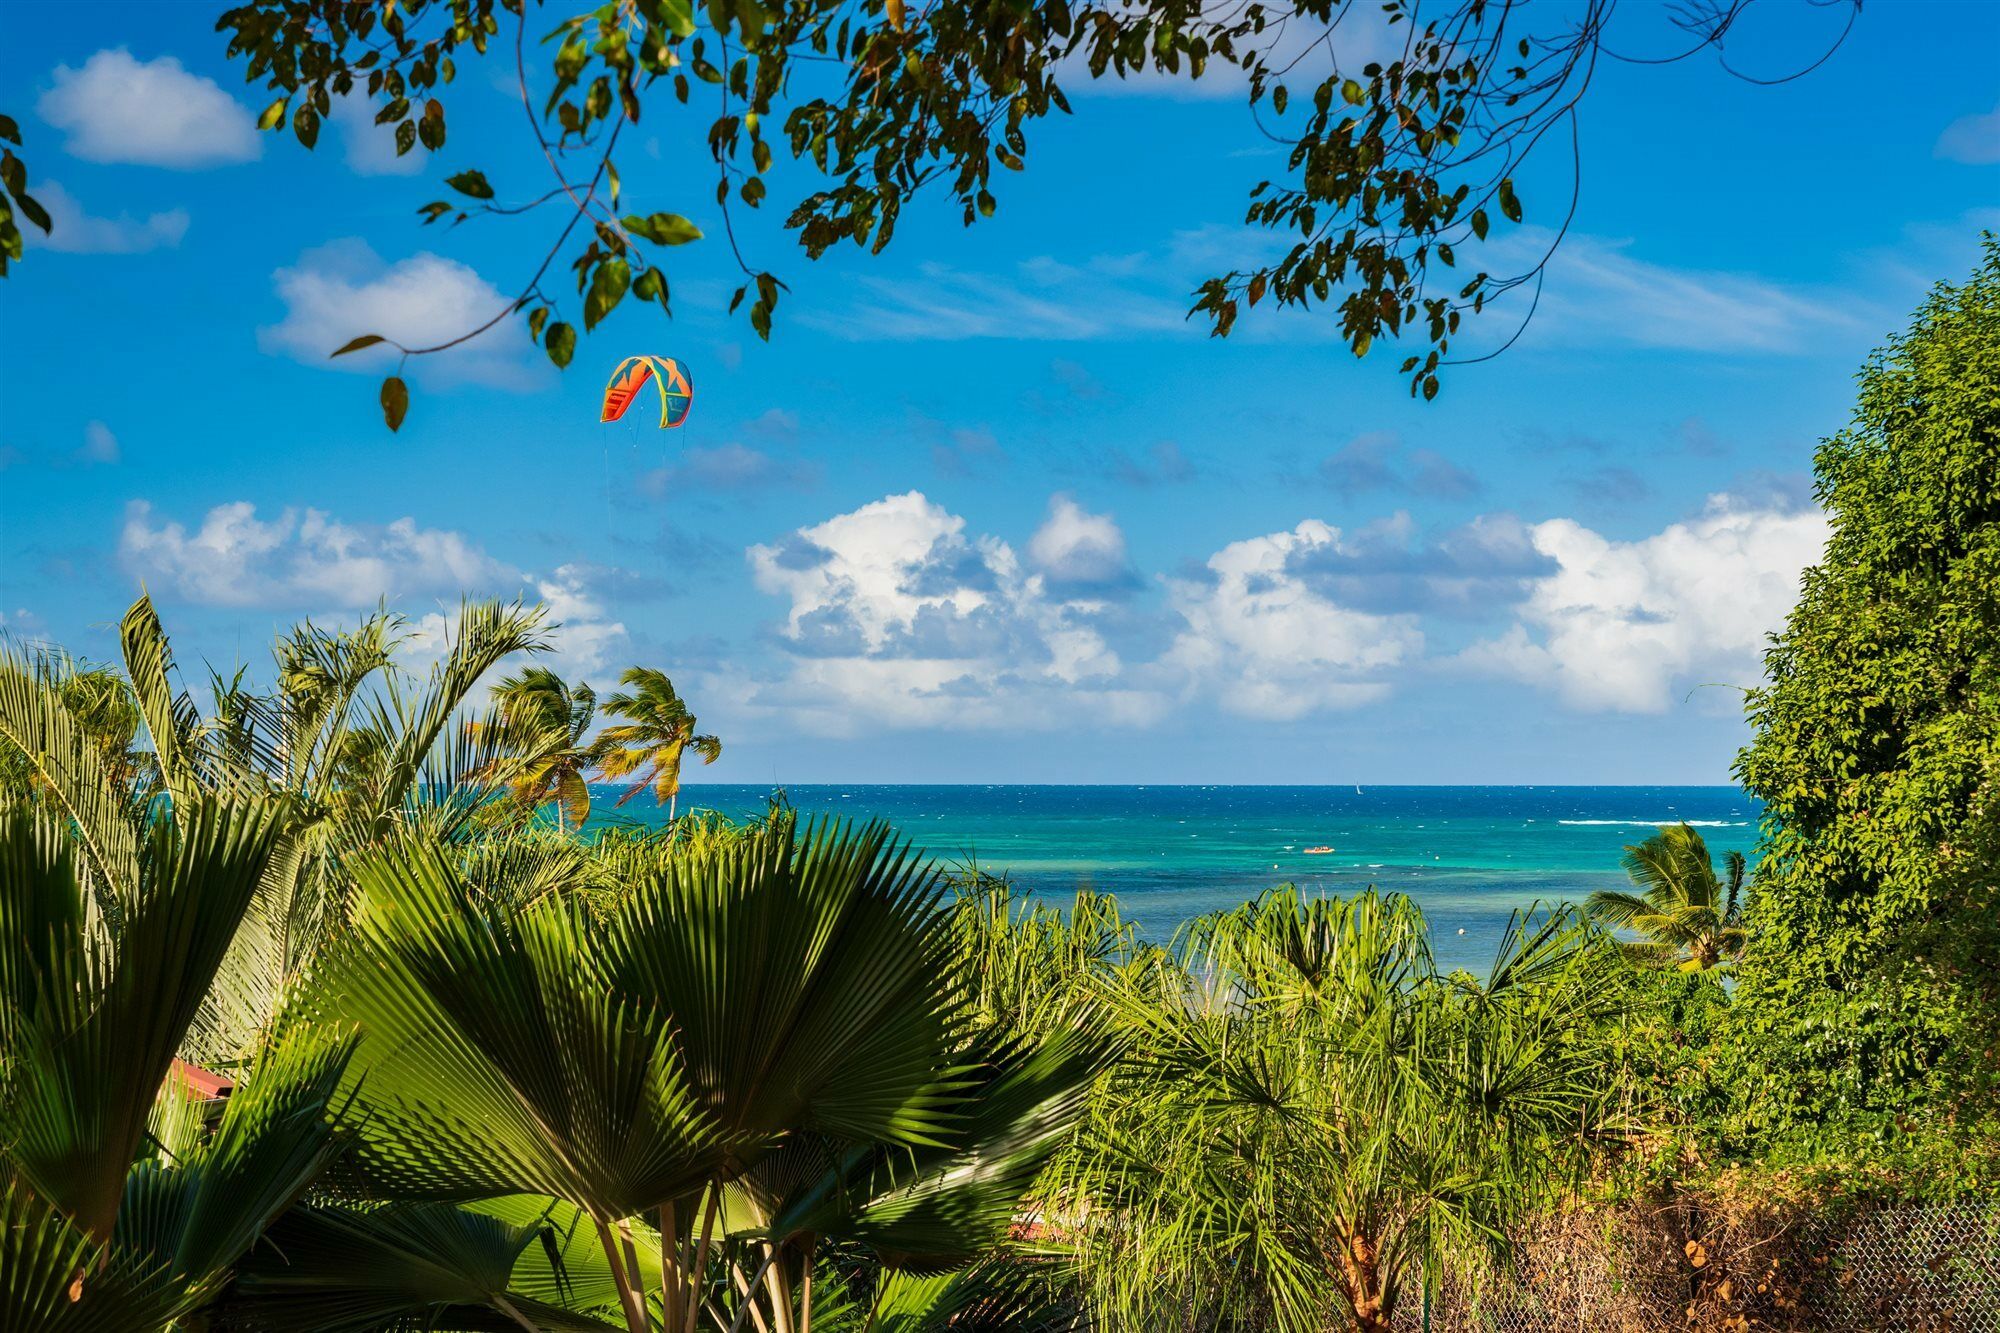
[606,785,1759,973]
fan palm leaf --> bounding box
[0,793,294,1245]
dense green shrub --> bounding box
[1728,239,2000,1175]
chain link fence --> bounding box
[1401,1202,2000,1332]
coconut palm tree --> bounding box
[593,667,721,823]
[478,666,600,829]
[1587,822,1748,972]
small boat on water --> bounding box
[1303,845,1335,855]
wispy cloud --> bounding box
[1937,100,2000,165]
[1493,230,1858,355]
[120,501,517,609]
[29,182,188,254]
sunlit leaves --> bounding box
[622,211,703,245]
[0,127,49,275]
[584,256,630,329]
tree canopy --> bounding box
[1729,238,2000,1164]
[3,0,1858,425]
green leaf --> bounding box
[1498,178,1521,224]
[380,376,409,431]
[292,104,320,150]
[445,169,495,200]
[528,306,550,340]
[0,114,18,145]
[1470,207,1489,240]
[632,267,666,310]
[622,211,703,245]
[1,149,25,196]
[331,334,386,358]
[1342,78,1365,105]
[545,321,576,368]
[257,98,288,132]
[659,0,697,34]
[14,191,48,235]
[584,257,631,330]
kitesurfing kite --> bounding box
[601,355,694,428]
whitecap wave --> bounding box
[1558,818,1748,827]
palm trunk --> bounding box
[595,1216,654,1333]
[684,1182,723,1333]
[661,1202,685,1332]
[1338,1230,1394,1333]
[762,1244,796,1333]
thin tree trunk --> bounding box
[684,1182,723,1333]
[595,1216,654,1333]
[763,1243,796,1333]
[619,1220,649,1321]
[728,1247,783,1333]
[799,1241,814,1333]
[662,1202,685,1333]
[729,1257,774,1333]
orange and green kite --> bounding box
[600,355,694,428]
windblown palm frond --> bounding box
[0,645,145,911]
[763,1026,1110,1272]
[1587,823,1748,971]
[593,668,720,819]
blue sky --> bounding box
[3,1,1997,784]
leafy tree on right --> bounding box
[1729,237,2000,1173]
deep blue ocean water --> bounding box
[594,785,1758,973]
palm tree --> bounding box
[478,666,600,829]
[1048,888,1626,1333]
[328,815,1101,1333]
[593,667,721,823]
[1587,822,1748,972]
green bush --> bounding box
[1728,238,2000,1177]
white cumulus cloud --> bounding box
[1461,496,1828,712]
[1028,495,1138,596]
[30,182,188,254]
[743,492,1159,733]
[119,501,517,609]
[259,239,534,387]
[37,49,259,168]
[1163,520,1424,720]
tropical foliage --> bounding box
[594,667,722,822]
[1587,823,1746,972]
[477,666,601,829]
[0,598,1105,1332]
[1729,238,2000,1161]
[1042,889,1628,1333]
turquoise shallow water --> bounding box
[593,785,1758,972]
